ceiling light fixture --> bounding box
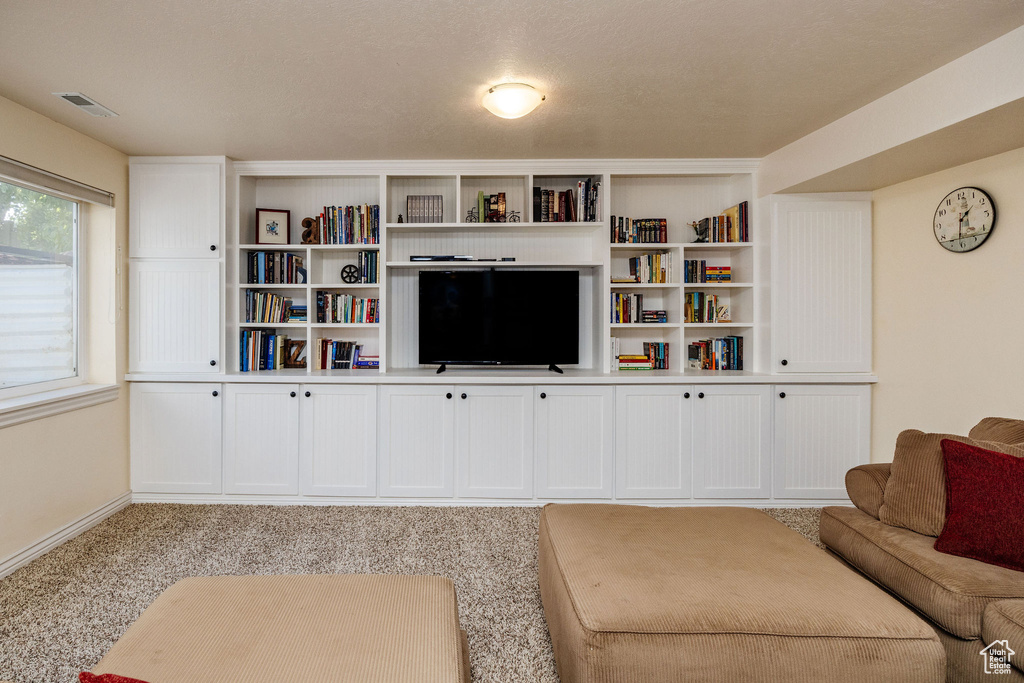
[482,83,545,119]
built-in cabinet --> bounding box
[127,157,877,506]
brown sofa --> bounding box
[820,417,1024,683]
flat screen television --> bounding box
[418,269,579,368]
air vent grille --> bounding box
[52,92,118,117]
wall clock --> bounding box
[933,187,995,253]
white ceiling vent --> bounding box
[52,92,118,117]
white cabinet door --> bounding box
[299,385,377,497]
[615,385,693,499]
[774,384,871,499]
[379,385,455,498]
[130,161,222,258]
[535,386,614,499]
[130,383,222,494]
[456,386,534,499]
[692,385,771,499]
[129,259,221,373]
[772,196,872,373]
[224,384,300,495]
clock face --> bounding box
[934,187,995,253]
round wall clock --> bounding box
[933,186,996,253]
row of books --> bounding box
[355,250,380,283]
[610,217,668,244]
[610,293,668,324]
[627,252,672,283]
[694,201,749,243]
[644,341,670,370]
[533,179,601,222]
[314,204,380,244]
[239,330,293,371]
[684,261,731,283]
[247,251,305,284]
[688,336,744,370]
[475,191,507,222]
[244,290,301,324]
[608,339,671,370]
[406,195,443,223]
[313,339,377,370]
[684,292,731,324]
[315,292,380,324]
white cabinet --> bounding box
[535,386,614,499]
[692,385,772,498]
[378,385,455,497]
[300,385,377,497]
[774,384,871,499]
[130,160,223,258]
[615,385,693,499]
[129,259,221,373]
[772,196,871,373]
[223,384,300,495]
[456,386,534,499]
[130,383,222,494]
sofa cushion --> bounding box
[821,505,1024,639]
[878,430,1024,537]
[935,439,1024,572]
[970,417,1024,445]
[540,504,944,683]
[983,600,1024,674]
[846,463,891,519]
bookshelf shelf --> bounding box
[681,242,753,249]
[236,283,307,290]
[308,243,380,251]
[610,283,682,289]
[610,323,680,329]
[387,221,601,232]
[241,322,307,328]
[682,322,754,328]
[312,323,381,328]
[308,282,379,289]
[682,283,753,289]
[385,261,602,269]
[610,242,688,250]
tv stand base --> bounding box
[548,364,564,374]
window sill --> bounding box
[0,383,120,429]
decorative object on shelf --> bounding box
[340,264,360,283]
[255,208,290,245]
[397,213,403,223]
[300,217,319,244]
[933,186,995,253]
[690,220,706,243]
[482,82,545,119]
[507,210,521,223]
[283,340,306,369]
[465,206,479,223]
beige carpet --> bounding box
[0,504,821,683]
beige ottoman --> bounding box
[91,574,470,683]
[539,504,945,683]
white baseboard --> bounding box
[0,491,132,579]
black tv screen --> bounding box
[419,270,579,366]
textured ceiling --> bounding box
[1,0,1023,160]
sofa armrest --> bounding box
[983,600,1024,674]
[846,463,891,519]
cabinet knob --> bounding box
[212,390,218,397]
[461,393,467,399]
[683,392,690,399]
[780,359,788,366]
[446,393,452,399]
[779,392,786,399]
[305,391,311,397]
[210,244,217,251]
[290,391,296,397]
[540,392,547,399]
[210,359,217,366]
[698,392,705,399]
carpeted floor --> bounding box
[0,504,821,683]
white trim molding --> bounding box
[0,383,119,429]
[0,491,131,579]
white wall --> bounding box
[0,95,130,562]
[871,145,1024,460]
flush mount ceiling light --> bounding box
[482,83,545,119]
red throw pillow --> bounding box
[934,439,1024,571]
[80,673,151,683]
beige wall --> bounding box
[0,95,130,561]
[872,145,1024,461]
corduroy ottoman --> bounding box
[89,574,470,683]
[538,504,945,683]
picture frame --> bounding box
[256,208,290,245]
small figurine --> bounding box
[397,213,404,223]
[301,217,319,244]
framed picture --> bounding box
[256,208,290,245]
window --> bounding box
[0,179,79,393]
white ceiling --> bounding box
[2,0,1023,161]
